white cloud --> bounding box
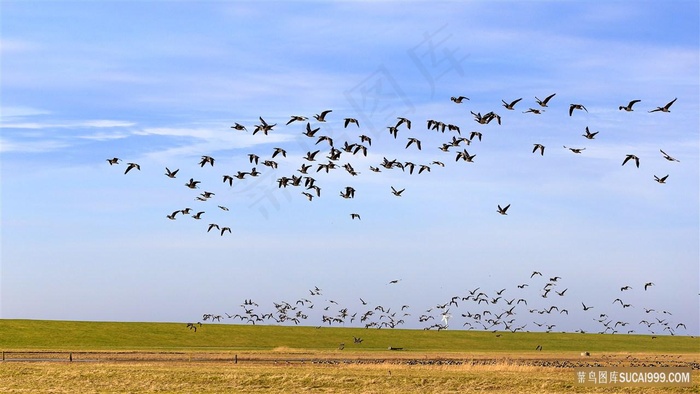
[0,137,71,153]
[0,119,136,129]
[0,106,52,118]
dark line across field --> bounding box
[2,351,698,370]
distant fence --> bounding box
[2,351,698,370]
[0,351,241,363]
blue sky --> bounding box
[2,1,698,336]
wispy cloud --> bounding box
[1,120,136,129]
[0,106,52,118]
[0,137,71,153]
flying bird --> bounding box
[451,96,469,103]
[350,213,361,220]
[619,99,641,111]
[654,174,669,184]
[272,147,287,158]
[497,204,510,215]
[532,144,545,156]
[344,118,359,128]
[644,282,654,291]
[622,154,640,168]
[231,123,247,131]
[563,146,585,154]
[648,98,677,113]
[569,103,588,116]
[396,117,412,129]
[185,178,201,189]
[124,162,140,174]
[107,157,120,165]
[582,127,598,139]
[314,109,332,122]
[659,149,679,162]
[199,155,215,167]
[391,186,405,197]
[165,167,179,178]
[286,115,307,125]
[359,134,372,146]
[502,98,522,110]
[456,149,476,162]
[535,93,556,107]
[406,138,422,150]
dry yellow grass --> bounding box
[1,356,697,393]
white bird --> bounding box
[441,311,452,326]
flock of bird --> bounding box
[106,93,688,335]
[107,94,681,230]
[192,273,689,337]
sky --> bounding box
[1,1,699,336]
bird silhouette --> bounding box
[391,186,405,197]
[286,115,307,125]
[165,167,179,178]
[199,155,215,167]
[563,146,585,154]
[314,109,332,122]
[619,99,641,111]
[649,98,677,113]
[654,174,669,184]
[406,138,422,150]
[272,147,287,158]
[659,149,679,162]
[622,154,640,168]
[582,127,598,139]
[231,123,247,131]
[124,163,140,174]
[502,98,522,110]
[396,117,412,129]
[569,103,588,116]
[185,178,201,189]
[344,118,359,128]
[535,93,556,107]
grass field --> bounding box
[0,319,698,393]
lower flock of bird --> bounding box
[190,272,689,338]
[106,94,687,336]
